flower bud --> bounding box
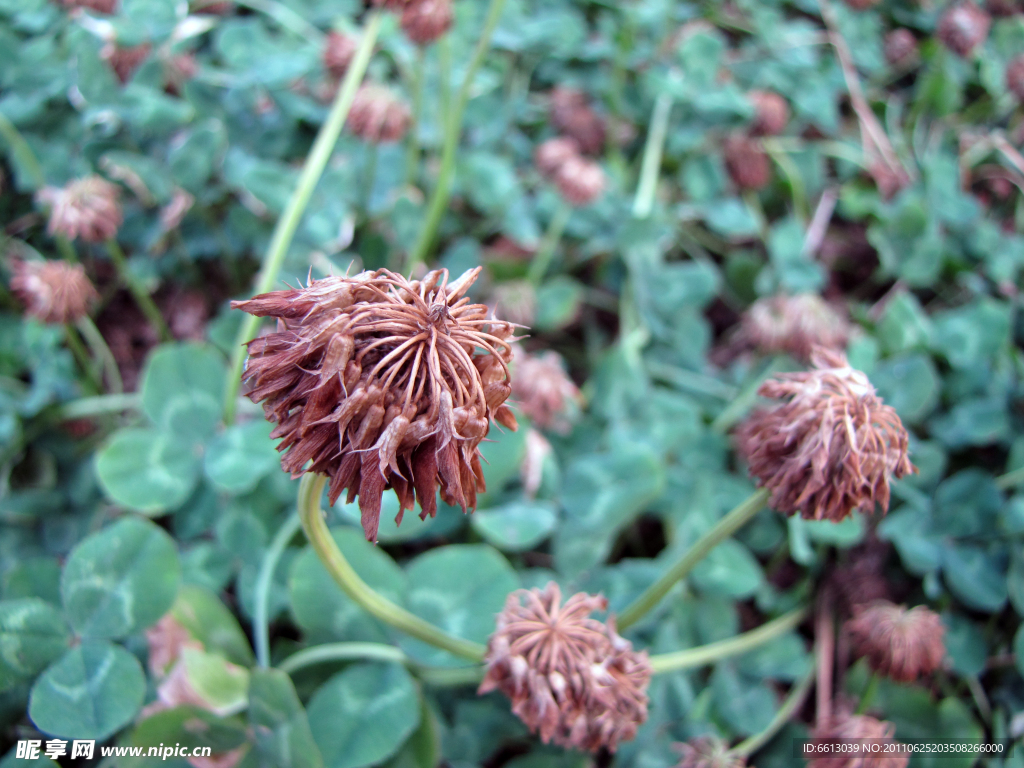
[9,258,98,324]
[937,2,991,57]
[37,175,123,243]
[884,29,918,65]
[749,90,789,136]
[738,293,850,361]
[400,0,453,45]
[554,155,605,206]
[723,134,771,191]
[534,137,581,179]
[511,348,582,433]
[549,87,606,155]
[347,84,411,143]
[323,31,357,78]
[103,42,152,84]
[846,601,945,682]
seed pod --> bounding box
[347,84,411,143]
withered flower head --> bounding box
[937,2,991,57]
[735,348,915,522]
[554,155,605,207]
[749,90,789,136]
[674,736,746,768]
[103,42,152,84]
[846,601,945,682]
[479,582,651,753]
[549,87,606,155]
[9,258,98,324]
[810,715,908,768]
[400,0,453,45]
[233,267,517,542]
[38,175,122,243]
[884,29,918,65]
[491,279,536,328]
[739,293,850,361]
[347,84,412,143]
[723,134,771,191]
[1007,54,1024,100]
[511,348,582,434]
[323,30,357,79]
[534,137,581,179]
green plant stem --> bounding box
[766,145,808,223]
[0,110,44,189]
[995,465,1024,490]
[224,13,382,425]
[648,607,807,674]
[526,201,572,286]
[407,0,508,269]
[632,92,673,219]
[56,236,78,264]
[76,317,122,394]
[64,324,101,395]
[732,666,815,757]
[646,360,739,401]
[618,488,771,630]
[297,473,487,662]
[405,47,426,185]
[58,392,139,420]
[710,356,785,435]
[255,513,303,668]
[855,672,879,715]
[105,239,172,342]
[278,642,484,686]
[362,144,378,212]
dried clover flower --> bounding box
[480,582,651,753]
[511,348,582,434]
[550,87,606,155]
[554,155,605,206]
[103,43,152,84]
[347,84,411,143]
[829,538,892,613]
[674,736,746,768]
[145,614,202,678]
[38,175,123,243]
[735,348,915,522]
[723,135,771,191]
[520,428,552,498]
[233,267,517,542]
[534,137,581,179]
[323,30,357,78]
[9,258,98,324]
[749,90,789,136]
[937,2,991,57]
[738,293,850,361]
[1007,54,1024,100]
[400,0,453,45]
[810,715,908,768]
[491,279,536,328]
[846,601,945,682]
[884,29,918,65]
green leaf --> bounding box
[710,663,776,736]
[249,669,324,768]
[29,641,145,740]
[871,353,940,424]
[941,612,985,677]
[140,343,227,442]
[306,663,420,768]
[181,647,249,714]
[289,527,406,644]
[61,516,181,640]
[931,397,1010,448]
[170,585,254,667]
[470,501,558,552]
[932,470,1002,538]
[400,545,517,667]
[0,599,70,687]
[129,706,248,757]
[875,292,932,354]
[204,420,279,494]
[930,298,1011,370]
[476,422,528,508]
[1014,625,1024,680]
[691,539,764,599]
[942,543,1008,612]
[533,277,583,332]
[2,557,61,605]
[95,427,200,514]
[736,632,811,682]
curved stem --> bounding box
[76,317,123,394]
[297,474,487,662]
[224,12,383,424]
[732,665,815,758]
[0,110,44,189]
[64,324,101,395]
[648,607,807,674]
[278,641,483,687]
[255,513,303,668]
[407,0,508,269]
[105,239,172,342]
[526,201,572,286]
[618,488,771,630]
[58,392,140,420]
[632,92,673,219]
[995,465,1024,491]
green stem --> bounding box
[76,317,122,394]
[278,641,483,686]
[56,236,78,264]
[766,146,808,223]
[0,110,44,189]
[995,465,1024,491]
[710,356,785,435]
[405,47,426,185]
[632,92,673,219]
[407,0,508,269]
[297,474,487,662]
[646,360,739,401]
[362,144,378,213]
[58,392,139,420]
[105,239,172,342]
[224,12,382,425]
[732,666,815,757]
[255,513,303,668]
[526,201,572,286]
[618,488,771,630]
[64,324,101,394]
[855,671,879,715]
[648,607,807,674]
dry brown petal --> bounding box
[937,2,991,56]
[39,175,123,243]
[554,155,605,206]
[144,614,201,678]
[233,267,516,541]
[674,736,746,768]
[846,601,945,682]
[511,347,582,433]
[738,293,850,361]
[735,347,915,522]
[103,43,152,84]
[347,84,411,143]
[534,137,581,180]
[9,258,98,324]
[400,0,453,45]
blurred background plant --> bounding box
[1,0,1024,765]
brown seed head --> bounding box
[554,155,605,206]
[723,134,771,191]
[749,90,789,136]
[103,43,152,84]
[511,348,582,434]
[937,2,991,56]
[9,258,98,324]
[735,348,916,522]
[846,601,945,682]
[347,84,411,143]
[550,87,606,155]
[534,137,581,179]
[1007,54,1024,100]
[809,715,908,768]
[739,293,850,361]
[38,175,122,243]
[323,31,358,78]
[233,267,517,542]
[400,0,453,45]
[479,582,651,753]
[674,736,746,768]
[884,29,918,65]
